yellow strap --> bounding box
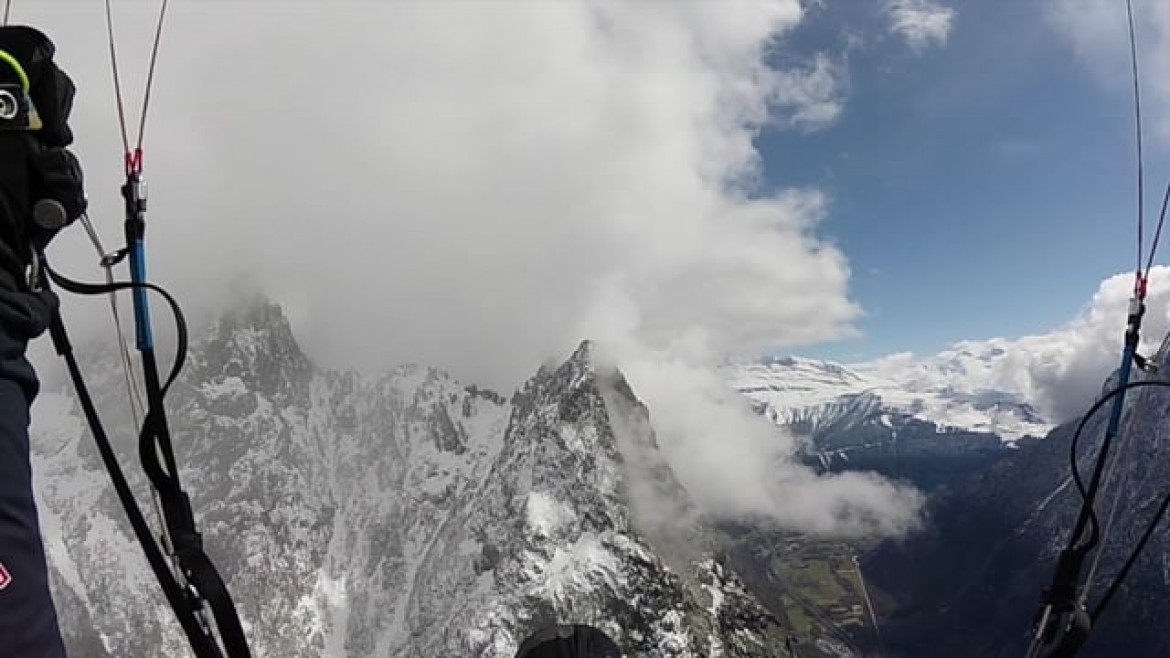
[0,48,29,93]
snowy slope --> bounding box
[864,331,1170,658]
[727,352,1051,442]
[30,300,792,657]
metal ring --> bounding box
[0,89,17,121]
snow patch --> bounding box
[316,571,350,657]
[525,491,578,539]
[201,375,249,399]
[704,574,725,655]
[526,532,620,607]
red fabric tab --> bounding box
[124,148,143,177]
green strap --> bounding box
[0,48,29,93]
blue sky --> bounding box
[756,1,1170,362]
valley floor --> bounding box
[725,530,887,658]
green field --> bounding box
[769,539,876,655]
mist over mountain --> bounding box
[29,286,1170,658]
[32,299,909,657]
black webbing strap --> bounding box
[44,265,250,658]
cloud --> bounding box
[599,340,923,538]
[7,3,933,538]
[884,0,955,52]
[22,1,858,392]
[771,53,847,131]
[1047,0,1170,141]
[981,267,1170,422]
[867,267,1170,425]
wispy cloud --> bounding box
[884,0,956,52]
[1047,0,1170,141]
[600,342,923,538]
[772,53,847,131]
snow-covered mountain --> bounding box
[30,300,793,657]
[727,352,1051,443]
[864,330,1170,658]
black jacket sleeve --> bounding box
[0,26,85,285]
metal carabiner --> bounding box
[25,247,41,292]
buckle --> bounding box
[26,248,42,292]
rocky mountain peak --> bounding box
[34,303,794,657]
[189,296,315,405]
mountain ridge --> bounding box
[727,353,1050,443]
[31,299,796,657]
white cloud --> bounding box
[884,0,955,52]
[772,53,847,132]
[862,267,1170,425]
[1048,0,1170,140]
[9,3,932,538]
[599,340,923,538]
[23,1,857,390]
[981,267,1170,422]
